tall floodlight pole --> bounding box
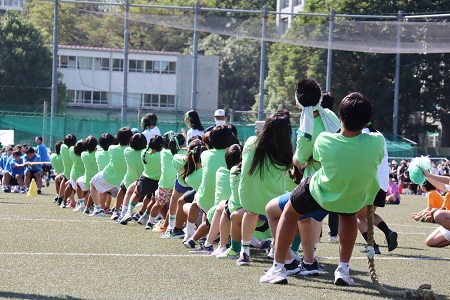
[393,10,402,136]
[325,9,334,92]
[258,5,268,121]
[191,1,200,110]
[122,0,130,124]
[50,0,59,146]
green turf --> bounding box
[0,186,449,300]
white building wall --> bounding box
[0,0,25,11]
[57,46,219,119]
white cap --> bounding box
[214,109,226,117]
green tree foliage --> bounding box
[199,34,260,111]
[265,0,450,145]
[0,11,57,111]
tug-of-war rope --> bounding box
[366,205,435,299]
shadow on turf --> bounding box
[0,291,86,300]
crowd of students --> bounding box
[2,78,450,287]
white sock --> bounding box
[78,198,85,204]
[168,215,175,228]
[273,261,285,270]
[148,216,156,224]
[186,222,195,236]
[204,241,212,247]
[285,258,293,265]
[338,261,350,274]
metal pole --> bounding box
[258,5,268,121]
[190,1,199,110]
[50,0,59,147]
[121,0,130,124]
[326,9,334,92]
[43,101,48,143]
[393,10,402,136]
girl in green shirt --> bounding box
[50,141,64,203]
[56,134,76,206]
[111,133,147,221]
[120,135,163,224]
[238,113,293,266]
[73,136,98,212]
[142,133,185,229]
[60,140,85,208]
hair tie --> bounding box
[367,122,372,126]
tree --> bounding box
[265,0,450,145]
[0,11,59,111]
[199,34,261,111]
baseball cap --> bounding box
[214,109,226,117]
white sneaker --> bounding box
[259,265,288,284]
[250,237,262,248]
[329,236,339,243]
[267,247,274,259]
[73,203,85,212]
[137,214,149,225]
[211,247,227,257]
[89,210,106,217]
[120,212,133,225]
[334,266,355,286]
[12,186,19,193]
[290,249,302,263]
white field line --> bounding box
[0,251,448,261]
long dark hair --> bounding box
[248,112,293,177]
[168,133,185,155]
[181,139,205,180]
[185,110,204,131]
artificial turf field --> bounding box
[0,185,449,300]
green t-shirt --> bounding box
[95,148,110,172]
[69,146,85,181]
[101,145,127,186]
[60,144,73,179]
[309,131,384,214]
[50,153,64,175]
[158,149,178,190]
[295,109,340,180]
[214,166,231,206]
[123,146,144,188]
[196,148,227,212]
[239,136,287,216]
[81,150,98,184]
[172,152,189,187]
[185,167,202,191]
[227,166,241,213]
[142,149,162,181]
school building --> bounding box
[276,0,306,34]
[57,45,220,121]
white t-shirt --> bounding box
[187,128,204,142]
[363,128,389,192]
[143,126,161,144]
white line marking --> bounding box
[0,252,447,261]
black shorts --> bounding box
[373,189,386,208]
[290,176,355,217]
[183,190,196,204]
[120,182,127,194]
[59,174,67,181]
[10,175,23,185]
[136,175,159,198]
[224,200,231,220]
[42,165,51,172]
[28,170,43,178]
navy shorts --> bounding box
[278,190,328,222]
[174,177,192,194]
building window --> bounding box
[143,94,175,107]
[59,55,76,69]
[113,59,124,71]
[282,0,289,8]
[77,57,93,70]
[94,57,110,71]
[76,90,92,104]
[129,59,144,72]
[162,61,176,74]
[92,91,108,104]
[295,0,301,5]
